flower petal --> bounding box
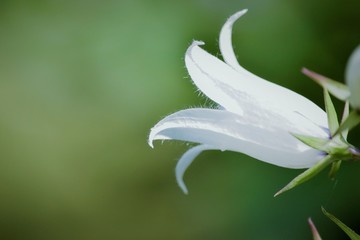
[219,9,249,72]
[185,41,328,129]
[185,41,244,115]
[149,108,326,168]
[175,144,214,194]
[345,45,360,109]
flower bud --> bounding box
[345,45,360,110]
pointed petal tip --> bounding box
[237,8,248,15]
[227,9,248,24]
[219,8,250,72]
[233,9,248,17]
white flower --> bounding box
[148,9,329,194]
[345,45,360,110]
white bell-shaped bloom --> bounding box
[149,10,329,194]
[345,45,360,110]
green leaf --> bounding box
[324,89,339,137]
[334,110,360,138]
[302,68,350,101]
[291,133,329,151]
[322,207,360,240]
[308,218,322,240]
[274,155,334,197]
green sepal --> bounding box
[302,68,350,101]
[349,146,360,161]
[328,160,341,179]
[334,110,360,137]
[291,133,329,151]
[324,88,339,136]
[341,101,350,140]
[328,101,348,178]
[274,155,334,197]
[322,207,360,240]
[308,218,322,240]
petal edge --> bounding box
[175,144,214,194]
[219,9,249,72]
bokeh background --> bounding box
[0,0,359,239]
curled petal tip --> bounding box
[148,140,154,148]
[148,130,155,148]
[177,177,189,195]
[186,40,205,56]
[175,145,211,195]
[191,40,205,47]
[176,169,189,194]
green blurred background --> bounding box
[0,0,359,239]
